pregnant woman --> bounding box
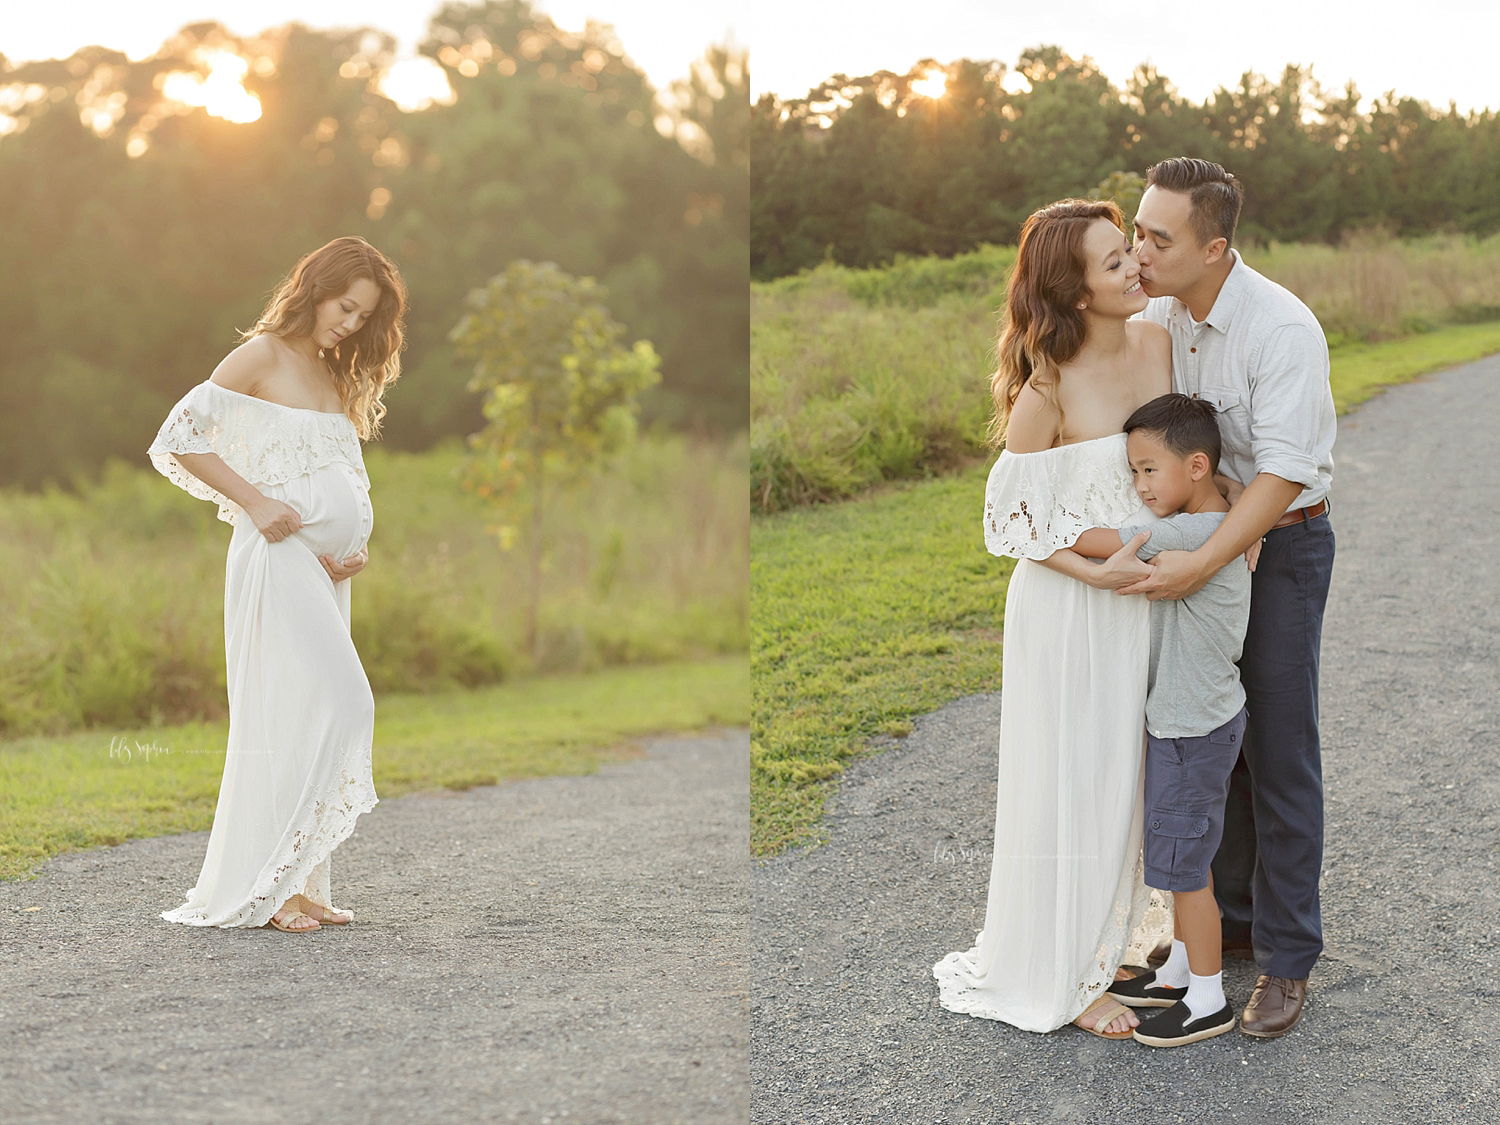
[150,236,407,933]
[932,201,1171,1037]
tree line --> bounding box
[751,46,1500,280]
[0,0,748,488]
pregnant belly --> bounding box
[258,462,373,560]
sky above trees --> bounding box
[2,0,736,94]
[745,0,1500,115]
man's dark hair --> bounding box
[1146,157,1244,250]
[1124,393,1222,473]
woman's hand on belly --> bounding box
[318,548,368,584]
[245,495,303,542]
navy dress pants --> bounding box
[1210,511,1335,980]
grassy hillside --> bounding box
[751,235,1500,854]
[0,435,747,737]
[752,234,1500,513]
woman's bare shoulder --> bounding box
[1127,317,1172,353]
[209,334,281,395]
[1003,381,1061,454]
[1128,319,1173,393]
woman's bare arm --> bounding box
[177,450,364,575]
[1069,527,1136,559]
[1035,530,1154,589]
[170,338,302,542]
[1000,382,1061,454]
[171,452,303,543]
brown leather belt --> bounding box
[1269,498,1328,530]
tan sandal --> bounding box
[264,906,320,933]
[289,894,353,925]
[1074,995,1136,1040]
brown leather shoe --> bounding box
[1240,975,1307,1038]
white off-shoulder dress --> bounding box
[932,433,1161,1032]
[148,380,377,928]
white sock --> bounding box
[1155,939,1190,988]
[1184,970,1226,1020]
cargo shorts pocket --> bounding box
[1144,810,1212,889]
[1207,709,1247,747]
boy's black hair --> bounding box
[1123,393,1222,473]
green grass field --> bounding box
[1329,320,1500,412]
[0,435,747,737]
[752,234,1500,513]
[751,472,1007,854]
[751,322,1500,855]
[0,655,747,881]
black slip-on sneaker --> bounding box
[1107,969,1187,1009]
[1132,1000,1237,1047]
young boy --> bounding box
[1069,393,1252,1047]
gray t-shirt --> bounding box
[1119,511,1251,739]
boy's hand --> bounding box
[1091,530,1155,590]
[1215,473,1246,505]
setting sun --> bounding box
[378,56,456,113]
[161,50,261,123]
[910,70,946,98]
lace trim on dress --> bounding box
[983,434,1143,560]
[147,381,369,525]
[159,742,377,929]
[1066,848,1158,1025]
[930,844,1161,1030]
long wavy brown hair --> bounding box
[989,199,1125,447]
[244,236,408,440]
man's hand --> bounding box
[1126,473,1302,598]
[319,548,368,583]
[1116,547,1213,601]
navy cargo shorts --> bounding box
[1144,706,1249,893]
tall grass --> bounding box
[0,435,747,737]
[751,233,1500,511]
[1250,232,1500,344]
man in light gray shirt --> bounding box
[1123,158,1336,1040]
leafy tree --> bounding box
[750,45,1500,280]
[1089,170,1145,221]
[450,259,660,657]
[0,0,745,488]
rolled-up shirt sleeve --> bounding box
[1248,324,1332,489]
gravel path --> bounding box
[751,355,1500,1124]
[1,729,748,1125]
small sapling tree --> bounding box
[451,259,661,660]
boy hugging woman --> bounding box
[1069,393,1250,1047]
